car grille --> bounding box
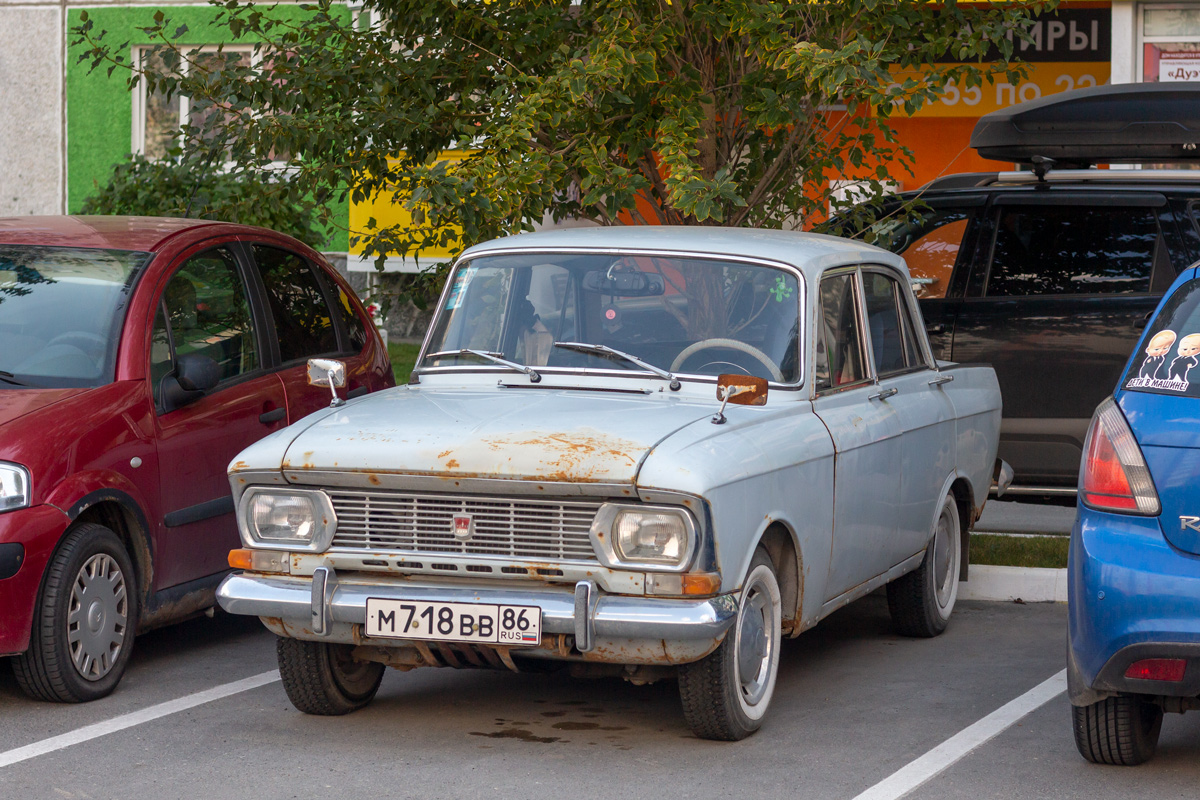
[327,489,602,562]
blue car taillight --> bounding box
[1080,397,1161,516]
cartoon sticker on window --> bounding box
[1127,330,1200,392]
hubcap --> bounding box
[933,504,956,608]
[736,577,774,706]
[67,553,128,681]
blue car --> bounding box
[1069,265,1200,765]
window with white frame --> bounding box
[132,45,255,159]
[1140,4,1200,83]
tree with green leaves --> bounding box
[74,0,1055,308]
[81,155,328,249]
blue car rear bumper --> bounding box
[1068,507,1200,705]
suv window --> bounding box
[815,272,867,390]
[159,247,259,384]
[863,271,924,375]
[872,209,971,300]
[987,205,1160,297]
[251,245,339,363]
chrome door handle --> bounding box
[928,374,954,387]
[868,387,898,401]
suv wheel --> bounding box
[13,523,138,702]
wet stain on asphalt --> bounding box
[551,722,629,731]
[470,729,561,744]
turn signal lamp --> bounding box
[1080,398,1160,516]
[1125,658,1186,682]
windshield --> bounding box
[0,245,150,388]
[422,253,801,383]
[1123,277,1200,398]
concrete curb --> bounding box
[961,565,1068,603]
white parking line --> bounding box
[851,669,1067,800]
[0,670,280,769]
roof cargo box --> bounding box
[970,83,1200,166]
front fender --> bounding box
[43,471,156,599]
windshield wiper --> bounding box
[0,370,31,387]
[425,349,541,383]
[553,342,680,391]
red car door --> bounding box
[245,243,386,421]
[150,244,288,589]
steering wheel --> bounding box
[670,338,783,382]
[46,331,107,357]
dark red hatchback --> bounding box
[0,217,393,701]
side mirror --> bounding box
[177,353,221,392]
[308,358,347,407]
[712,374,768,424]
[160,353,220,413]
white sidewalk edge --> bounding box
[960,564,1068,603]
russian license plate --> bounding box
[365,598,542,646]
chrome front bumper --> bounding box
[217,569,738,665]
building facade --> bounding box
[0,0,1196,265]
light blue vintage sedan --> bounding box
[217,227,1004,740]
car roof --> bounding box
[0,216,247,252]
[460,225,907,278]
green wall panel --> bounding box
[67,5,350,251]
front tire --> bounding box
[678,548,782,741]
[1072,696,1163,766]
[888,492,961,638]
[277,637,385,715]
[13,523,138,702]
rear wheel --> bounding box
[888,492,961,638]
[277,637,385,715]
[678,548,781,741]
[1072,696,1162,766]
[13,523,138,702]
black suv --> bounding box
[852,84,1200,494]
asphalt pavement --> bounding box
[2,595,1197,800]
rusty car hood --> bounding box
[274,386,718,484]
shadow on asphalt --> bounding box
[0,609,265,702]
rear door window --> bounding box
[862,271,926,375]
[1124,278,1200,397]
[986,205,1161,296]
[251,245,340,363]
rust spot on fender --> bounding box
[367,474,381,486]
[231,460,248,472]
[437,449,453,459]
[445,459,460,469]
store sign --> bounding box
[895,5,1112,118]
[1159,52,1200,82]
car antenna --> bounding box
[1029,155,1056,184]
